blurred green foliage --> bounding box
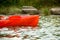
[0,0,60,8]
[41,8,50,16]
[0,6,21,15]
[0,0,60,15]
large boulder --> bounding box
[21,6,40,15]
[50,8,60,15]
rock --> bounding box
[21,6,40,15]
[50,8,60,15]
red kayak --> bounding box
[0,15,39,28]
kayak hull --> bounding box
[0,15,39,28]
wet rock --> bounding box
[50,8,60,15]
[23,35,29,39]
[21,6,40,15]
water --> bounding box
[0,15,60,40]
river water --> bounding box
[0,15,60,40]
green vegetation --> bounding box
[0,6,21,15]
[0,0,60,15]
[0,0,60,8]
